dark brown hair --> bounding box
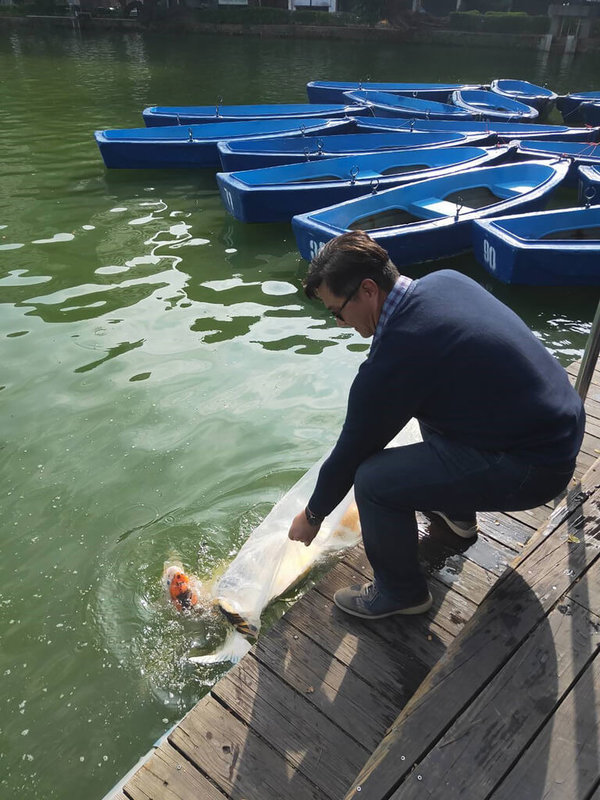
[304,231,399,299]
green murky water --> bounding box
[1,26,599,799]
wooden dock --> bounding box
[113,359,600,800]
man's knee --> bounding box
[355,451,394,505]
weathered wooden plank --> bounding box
[578,394,600,423]
[505,462,596,562]
[566,361,600,406]
[477,510,534,550]
[501,505,550,530]
[447,527,518,573]
[418,514,522,573]
[389,598,600,798]
[343,538,495,606]
[252,616,400,751]
[210,653,368,799]
[579,380,600,406]
[334,553,477,639]
[289,558,452,669]
[170,694,323,800]
[582,415,600,439]
[567,554,600,614]
[283,585,437,700]
[581,430,600,455]
[577,448,597,472]
[344,478,600,800]
[424,548,497,605]
[124,739,224,800]
[489,653,600,800]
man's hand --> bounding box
[288,509,321,547]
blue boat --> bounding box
[355,116,598,142]
[490,79,557,117]
[578,165,600,205]
[292,159,569,266]
[306,80,484,104]
[217,130,491,172]
[343,89,473,121]
[472,206,600,285]
[514,140,600,184]
[581,101,600,128]
[557,91,600,125]
[217,145,512,223]
[94,117,353,169]
[451,89,538,122]
[141,103,369,127]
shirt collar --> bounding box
[371,275,412,352]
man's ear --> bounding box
[361,278,379,297]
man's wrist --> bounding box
[305,506,323,527]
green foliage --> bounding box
[188,5,288,24]
[449,10,549,32]
[292,9,347,26]
[449,10,484,29]
[25,0,69,14]
[512,0,551,15]
[342,0,387,25]
[179,6,359,27]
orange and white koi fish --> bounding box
[162,563,202,612]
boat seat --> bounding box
[415,199,474,217]
[494,182,533,196]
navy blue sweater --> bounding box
[308,270,585,519]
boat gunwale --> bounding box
[296,159,570,235]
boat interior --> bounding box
[541,226,600,240]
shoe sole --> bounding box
[333,591,433,620]
[429,511,477,539]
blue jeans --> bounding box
[353,425,575,600]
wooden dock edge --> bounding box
[344,454,600,800]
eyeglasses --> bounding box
[331,283,361,321]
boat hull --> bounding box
[94,118,354,169]
[452,89,538,122]
[291,160,569,266]
[142,103,369,126]
[355,116,599,142]
[343,90,473,121]
[217,130,492,171]
[306,80,484,104]
[514,140,600,185]
[578,165,600,206]
[472,206,600,285]
[490,79,557,118]
[557,92,600,125]
[581,102,600,128]
[217,145,512,223]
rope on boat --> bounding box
[584,186,597,208]
[455,195,464,221]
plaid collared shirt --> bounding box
[371,275,413,353]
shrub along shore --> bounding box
[0,4,599,52]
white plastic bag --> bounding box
[212,417,422,638]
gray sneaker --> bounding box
[430,510,478,539]
[333,581,433,619]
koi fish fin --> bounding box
[188,630,252,665]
